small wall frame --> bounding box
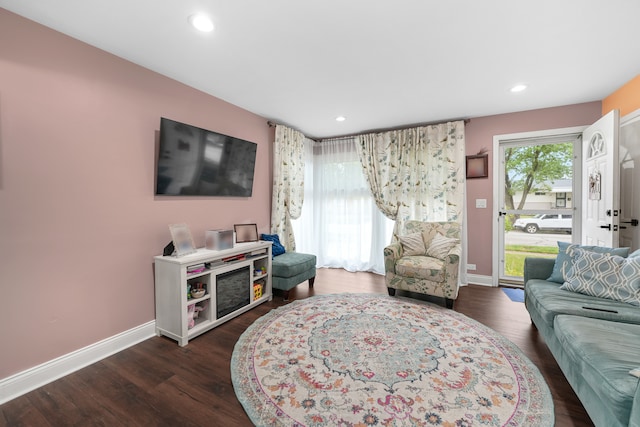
[466,154,489,179]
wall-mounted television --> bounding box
[155,117,257,197]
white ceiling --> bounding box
[2,0,639,138]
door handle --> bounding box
[621,219,639,226]
[599,224,611,230]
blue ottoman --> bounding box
[271,252,316,300]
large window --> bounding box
[292,138,394,274]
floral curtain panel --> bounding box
[271,124,305,251]
[355,121,466,236]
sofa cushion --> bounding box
[398,232,426,256]
[554,315,640,427]
[395,256,445,281]
[525,279,640,329]
[271,252,316,278]
[561,248,640,307]
[547,241,630,284]
[426,233,459,259]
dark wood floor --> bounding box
[0,269,594,426]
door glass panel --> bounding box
[619,112,640,251]
[499,139,578,285]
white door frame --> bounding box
[492,126,586,287]
[619,108,640,251]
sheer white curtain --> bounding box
[292,137,394,274]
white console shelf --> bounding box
[153,241,272,346]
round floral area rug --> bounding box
[231,294,553,427]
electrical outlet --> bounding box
[467,264,476,271]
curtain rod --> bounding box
[315,118,471,141]
[267,120,322,142]
[268,118,470,142]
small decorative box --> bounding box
[253,283,263,299]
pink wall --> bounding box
[465,102,602,276]
[0,10,272,378]
[0,7,608,382]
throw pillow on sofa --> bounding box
[560,247,640,306]
[426,233,459,259]
[398,232,427,256]
[547,241,630,283]
[260,233,286,257]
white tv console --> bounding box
[153,241,272,346]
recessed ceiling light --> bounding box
[336,116,346,122]
[188,13,214,32]
[510,84,527,93]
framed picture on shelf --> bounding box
[234,223,258,243]
[169,223,196,256]
[466,154,489,179]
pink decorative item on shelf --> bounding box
[187,302,208,329]
[187,304,196,329]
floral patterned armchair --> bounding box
[384,221,461,308]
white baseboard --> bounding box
[466,273,493,287]
[0,320,156,405]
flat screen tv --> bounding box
[155,117,257,197]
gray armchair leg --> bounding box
[445,298,454,309]
[387,287,396,296]
[308,277,315,288]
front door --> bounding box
[582,110,619,247]
[619,109,640,251]
[494,131,580,286]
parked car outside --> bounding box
[513,213,573,234]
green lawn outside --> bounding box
[504,244,558,277]
[505,244,558,255]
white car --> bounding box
[513,214,573,234]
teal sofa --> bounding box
[524,257,640,427]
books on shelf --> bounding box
[187,263,206,274]
[221,254,246,263]
[205,260,225,269]
[248,249,267,257]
